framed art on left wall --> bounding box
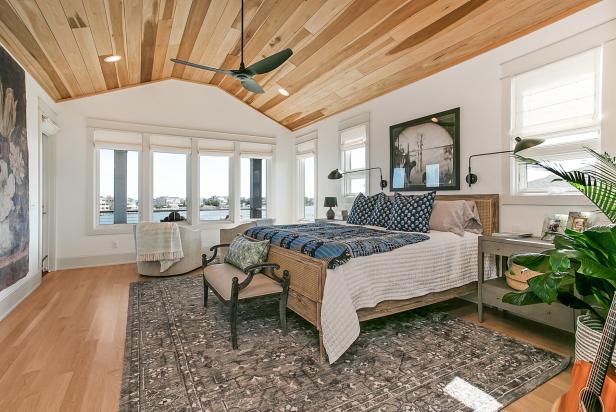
[389,108,460,191]
[0,46,29,292]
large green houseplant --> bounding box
[502,148,616,321]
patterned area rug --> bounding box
[120,275,569,411]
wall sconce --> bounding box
[466,137,544,187]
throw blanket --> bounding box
[136,222,184,272]
[245,223,429,268]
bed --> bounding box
[245,194,499,363]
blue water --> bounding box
[99,209,262,225]
[100,206,314,225]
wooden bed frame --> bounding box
[260,194,499,360]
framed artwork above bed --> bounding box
[389,108,460,191]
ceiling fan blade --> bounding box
[241,78,264,94]
[170,58,233,75]
[246,48,293,75]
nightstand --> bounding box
[315,218,345,223]
[478,235,577,333]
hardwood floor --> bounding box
[0,264,574,411]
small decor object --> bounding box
[0,45,29,293]
[505,263,542,291]
[390,108,460,191]
[540,213,568,241]
[161,211,186,222]
[323,197,338,220]
[566,211,591,233]
[387,191,436,233]
[341,210,349,221]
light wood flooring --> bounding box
[0,264,574,411]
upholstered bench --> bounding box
[202,243,290,349]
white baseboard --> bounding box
[57,252,136,270]
[0,273,42,321]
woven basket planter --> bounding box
[575,314,616,368]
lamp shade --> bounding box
[513,137,544,153]
[323,197,338,207]
[327,169,343,180]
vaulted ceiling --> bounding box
[0,0,597,130]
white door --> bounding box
[41,133,52,273]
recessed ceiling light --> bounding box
[431,117,438,122]
[278,88,289,96]
[104,55,122,63]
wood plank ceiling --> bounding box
[0,0,598,131]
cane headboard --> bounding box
[434,194,499,236]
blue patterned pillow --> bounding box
[387,192,436,233]
[346,193,376,225]
[367,192,392,227]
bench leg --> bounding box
[230,278,239,350]
[202,274,209,307]
[279,270,290,336]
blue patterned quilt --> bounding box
[245,223,429,269]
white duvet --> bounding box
[321,227,487,363]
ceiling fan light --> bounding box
[278,88,289,96]
[104,55,122,63]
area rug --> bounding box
[120,275,569,411]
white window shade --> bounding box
[240,142,273,159]
[198,139,234,156]
[150,134,192,153]
[512,48,601,137]
[296,139,316,158]
[340,124,367,149]
[93,129,142,150]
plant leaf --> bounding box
[578,258,616,282]
[527,272,563,303]
[511,253,552,272]
[557,291,603,320]
[549,253,570,272]
[502,289,543,305]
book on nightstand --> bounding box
[490,232,534,239]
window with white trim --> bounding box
[93,130,141,226]
[240,142,272,220]
[340,124,368,196]
[199,139,233,221]
[150,135,191,221]
[511,48,602,194]
[296,138,316,221]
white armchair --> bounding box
[134,225,202,276]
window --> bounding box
[200,155,231,221]
[511,48,602,194]
[98,149,139,225]
[90,123,276,232]
[93,129,141,227]
[296,137,317,221]
[340,124,368,196]
[152,152,188,220]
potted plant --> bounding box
[502,148,616,364]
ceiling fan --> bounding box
[171,0,293,94]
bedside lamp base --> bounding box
[326,208,335,220]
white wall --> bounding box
[0,69,58,320]
[55,80,292,268]
[295,1,616,236]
